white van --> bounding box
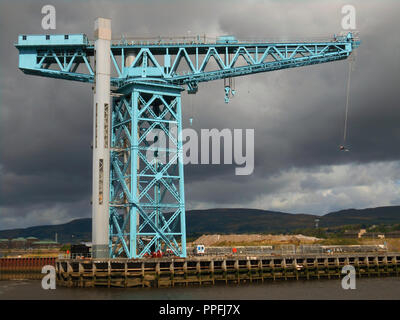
[195,245,205,255]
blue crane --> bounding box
[15,19,360,259]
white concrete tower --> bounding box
[92,18,111,258]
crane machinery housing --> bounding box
[15,18,360,259]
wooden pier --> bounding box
[55,252,400,288]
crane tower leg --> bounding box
[109,82,187,258]
[92,18,111,258]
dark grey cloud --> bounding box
[1,0,400,229]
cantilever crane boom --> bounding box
[16,32,359,90]
[15,19,360,259]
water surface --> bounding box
[0,277,399,300]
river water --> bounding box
[0,277,399,300]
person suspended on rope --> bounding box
[339,145,349,152]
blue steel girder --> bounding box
[110,82,186,258]
[16,32,359,91]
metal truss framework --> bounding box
[16,33,359,91]
[109,82,185,258]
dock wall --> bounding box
[0,257,56,280]
[56,252,400,288]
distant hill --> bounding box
[320,206,400,227]
[0,218,91,244]
[186,208,317,235]
[0,206,399,243]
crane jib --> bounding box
[15,32,359,90]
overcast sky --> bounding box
[1,0,400,229]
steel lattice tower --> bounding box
[110,82,186,258]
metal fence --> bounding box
[187,244,387,257]
[298,244,387,254]
[57,243,387,259]
[58,252,92,260]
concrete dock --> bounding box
[56,252,400,288]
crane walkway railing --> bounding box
[85,32,360,47]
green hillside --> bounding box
[320,206,400,227]
[0,206,399,243]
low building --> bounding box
[10,237,27,249]
[358,229,367,238]
[0,239,9,249]
[26,236,39,247]
[31,240,61,249]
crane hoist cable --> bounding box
[189,93,193,126]
[340,55,354,152]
